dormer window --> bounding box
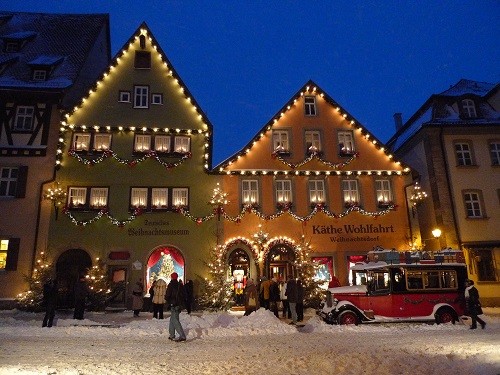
[32,69,47,81]
[28,55,63,81]
[1,31,37,53]
[461,99,477,118]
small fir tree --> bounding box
[85,257,112,311]
[294,236,324,308]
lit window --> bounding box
[89,188,108,209]
[155,135,170,152]
[0,167,18,197]
[489,142,500,165]
[276,180,292,203]
[68,187,87,207]
[32,69,47,81]
[463,191,483,218]
[151,93,163,105]
[273,130,289,152]
[135,135,151,152]
[119,91,131,102]
[94,134,111,151]
[151,188,168,209]
[342,180,359,205]
[305,130,321,153]
[0,239,8,270]
[242,180,259,205]
[13,106,34,131]
[308,180,325,204]
[174,136,190,153]
[338,131,355,155]
[375,180,393,205]
[131,188,148,208]
[462,99,477,118]
[455,142,473,166]
[72,133,90,151]
[304,96,317,116]
[172,188,188,207]
[134,85,149,108]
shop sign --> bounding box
[312,223,396,243]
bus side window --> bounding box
[392,270,406,292]
[407,271,423,290]
[425,271,440,289]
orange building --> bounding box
[216,81,412,286]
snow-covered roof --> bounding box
[28,55,64,66]
[439,79,496,97]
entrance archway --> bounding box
[265,243,296,280]
[227,248,251,306]
[146,246,185,292]
[56,249,92,308]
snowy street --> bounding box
[1,308,499,375]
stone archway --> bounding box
[56,248,92,308]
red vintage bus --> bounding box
[317,250,467,325]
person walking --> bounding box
[296,279,305,322]
[184,279,194,314]
[280,279,291,319]
[152,277,167,319]
[285,274,298,325]
[269,277,280,318]
[243,278,259,316]
[42,278,58,327]
[166,272,186,342]
[73,275,89,320]
[465,279,486,329]
[132,279,144,317]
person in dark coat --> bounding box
[166,272,186,341]
[285,274,298,325]
[184,279,194,314]
[296,279,305,322]
[243,278,259,316]
[465,279,486,329]
[42,279,58,327]
[269,277,280,318]
[73,275,89,320]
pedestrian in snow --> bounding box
[285,274,298,325]
[296,279,305,322]
[132,279,144,317]
[259,276,271,310]
[166,272,186,341]
[269,277,280,318]
[152,277,167,319]
[280,279,291,319]
[184,279,194,314]
[244,278,259,316]
[148,280,156,312]
[73,275,89,320]
[42,278,58,327]
[464,279,486,329]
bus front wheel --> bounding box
[337,310,359,325]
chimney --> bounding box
[393,113,403,130]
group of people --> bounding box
[243,274,305,325]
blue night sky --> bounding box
[3,1,499,164]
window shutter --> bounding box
[5,238,20,271]
[15,166,28,198]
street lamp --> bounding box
[422,228,442,250]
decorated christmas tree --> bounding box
[294,235,324,308]
[85,257,112,311]
[158,253,175,280]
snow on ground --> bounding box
[0,307,499,375]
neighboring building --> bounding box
[0,12,110,307]
[216,81,413,290]
[387,79,500,306]
[41,23,219,308]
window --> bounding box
[151,188,168,209]
[406,270,458,290]
[455,142,473,166]
[13,106,34,131]
[475,249,497,281]
[489,142,500,166]
[342,180,359,206]
[94,134,111,151]
[309,180,325,204]
[462,99,477,118]
[154,136,170,153]
[0,239,8,270]
[0,238,20,271]
[5,42,19,52]
[134,85,149,108]
[134,51,151,69]
[72,133,90,151]
[463,191,484,218]
[151,93,163,105]
[0,167,18,197]
[89,188,108,209]
[305,131,321,153]
[32,69,47,81]
[304,96,317,116]
[174,136,190,153]
[68,187,87,208]
[131,188,148,208]
[338,131,355,155]
[119,91,131,103]
[172,188,189,207]
[272,130,289,153]
[375,180,393,206]
[276,180,292,203]
[242,180,259,205]
[135,135,151,152]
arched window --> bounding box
[146,246,185,291]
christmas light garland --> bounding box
[272,151,359,169]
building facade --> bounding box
[0,12,110,306]
[388,79,500,306]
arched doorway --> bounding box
[146,246,185,292]
[227,248,251,306]
[266,243,296,280]
[56,249,92,308]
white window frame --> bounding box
[272,130,289,152]
[462,99,477,118]
[0,167,18,197]
[119,91,131,103]
[276,180,292,203]
[32,69,47,81]
[242,180,259,205]
[308,180,325,204]
[155,135,170,153]
[151,188,168,209]
[134,85,149,108]
[68,187,87,207]
[338,131,355,154]
[131,188,148,208]
[93,134,111,151]
[13,106,34,131]
[72,133,91,151]
[172,188,189,207]
[489,142,500,166]
[305,130,321,152]
[342,180,359,205]
[135,135,151,152]
[375,180,393,204]
[151,93,163,105]
[455,142,473,166]
[464,191,483,218]
[304,96,317,116]
[174,136,190,153]
[89,187,108,208]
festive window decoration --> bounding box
[146,246,184,291]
